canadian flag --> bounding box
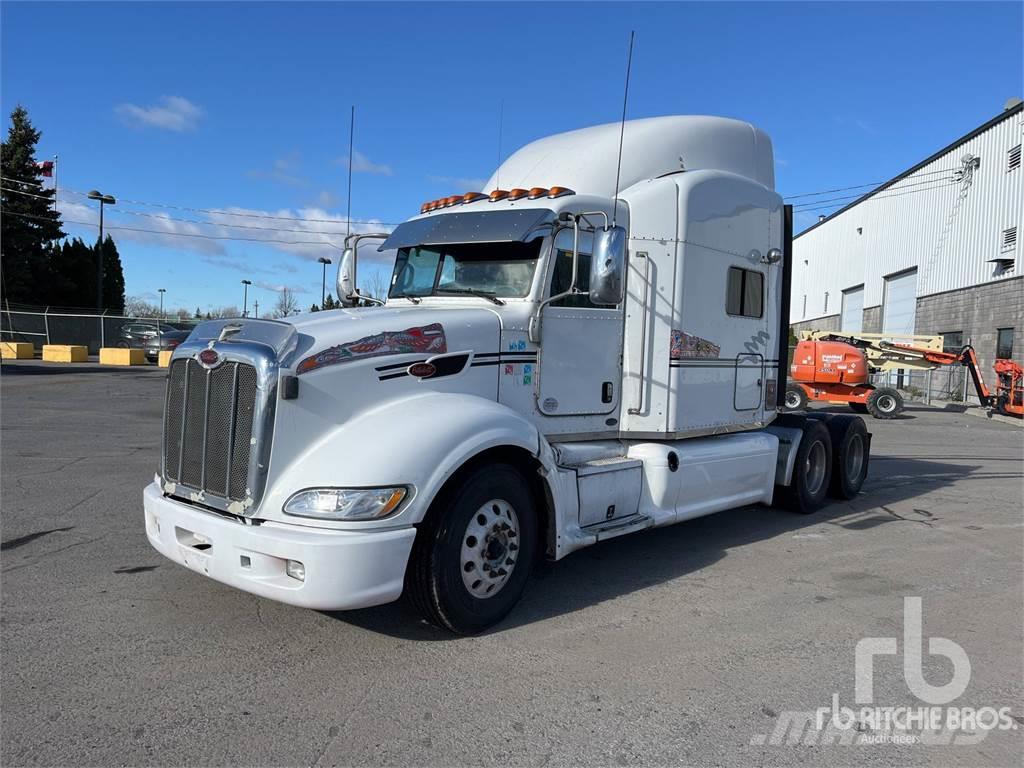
[36,160,54,177]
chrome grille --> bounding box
[163,358,259,503]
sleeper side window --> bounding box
[726,267,764,318]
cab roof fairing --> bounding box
[379,195,628,252]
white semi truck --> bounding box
[144,116,871,633]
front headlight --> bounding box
[283,487,407,521]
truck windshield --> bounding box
[389,239,543,299]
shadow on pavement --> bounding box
[326,454,1002,640]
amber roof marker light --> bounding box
[488,189,509,202]
[527,187,550,200]
[507,188,529,201]
[462,192,487,204]
[548,186,576,198]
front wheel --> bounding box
[866,387,903,419]
[406,463,537,634]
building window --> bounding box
[1002,226,1017,252]
[1009,144,1022,172]
[996,328,1014,360]
[726,267,763,318]
[941,331,963,354]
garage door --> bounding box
[883,269,917,336]
[841,286,864,332]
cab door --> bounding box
[536,228,624,416]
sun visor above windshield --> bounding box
[378,209,555,251]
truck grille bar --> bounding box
[163,358,258,503]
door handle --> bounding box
[602,381,614,403]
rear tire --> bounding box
[784,384,808,411]
[406,463,537,635]
[778,420,833,514]
[849,402,869,414]
[866,387,903,419]
[116,340,130,348]
[807,414,870,499]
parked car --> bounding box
[116,322,161,348]
[144,330,191,362]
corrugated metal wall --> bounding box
[790,108,1023,324]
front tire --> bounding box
[406,463,537,634]
[866,387,903,419]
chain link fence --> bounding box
[1,306,200,355]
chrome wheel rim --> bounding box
[876,394,897,413]
[845,434,864,483]
[805,440,827,496]
[460,498,520,599]
[785,390,802,410]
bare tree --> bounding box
[124,295,161,318]
[273,287,299,318]
[363,268,390,302]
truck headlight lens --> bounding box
[283,487,407,520]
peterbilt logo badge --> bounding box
[196,348,223,369]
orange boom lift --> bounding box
[785,334,1023,419]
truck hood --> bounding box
[285,305,502,375]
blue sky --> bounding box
[2,1,1021,314]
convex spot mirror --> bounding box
[589,225,626,306]
[337,248,358,308]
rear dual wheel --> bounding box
[779,420,833,514]
[806,413,870,499]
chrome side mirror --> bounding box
[589,225,626,306]
[337,248,358,308]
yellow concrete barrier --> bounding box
[158,350,173,368]
[42,345,88,363]
[0,342,34,359]
[99,347,145,366]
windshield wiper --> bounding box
[390,292,422,304]
[434,288,505,306]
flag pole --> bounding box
[52,154,58,212]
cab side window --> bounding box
[726,266,764,318]
[549,228,597,308]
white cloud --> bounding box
[115,96,203,132]
[337,150,393,176]
[254,280,310,295]
[313,190,339,208]
[56,197,393,267]
[428,175,488,190]
[247,152,308,187]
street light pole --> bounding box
[254,299,259,319]
[241,279,252,317]
[317,256,332,306]
[88,190,116,310]
[157,288,166,335]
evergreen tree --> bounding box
[194,307,202,318]
[48,238,97,307]
[310,303,320,312]
[99,235,125,314]
[322,292,337,310]
[0,106,64,304]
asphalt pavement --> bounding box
[1,360,1021,767]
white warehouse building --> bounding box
[789,100,1022,392]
